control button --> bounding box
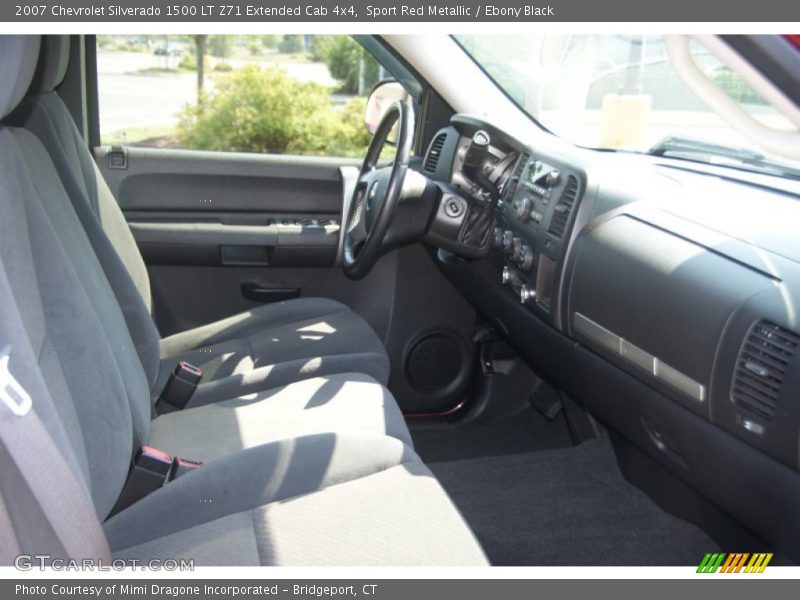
[546,169,561,187]
[511,237,524,261]
[444,196,465,218]
[501,266,512,285]
[514,197,532,222]
[517,245,534,270]
[519,285,536,305]
[530,211,543,225]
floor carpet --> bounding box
[410,407,573,463]
[412,419,717,566]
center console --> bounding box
[491,153,583,323]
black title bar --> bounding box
[3,0,800,22]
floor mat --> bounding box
[427,438,718,566]
[410,407,573,463]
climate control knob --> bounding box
[513,196,532,222]
[546,169,561,188]
[516,244,534,271]
[519,285,536,305]
[511,237,524,261]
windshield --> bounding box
[455,35,800,178]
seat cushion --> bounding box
[106,433,488,566]
[158,298,390,405]
[148,373,412,461]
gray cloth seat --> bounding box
[149,372,413,461]
[9,36,390,401]
[0,35,488,566]
[157,297,390,406]
[106,433,487,565]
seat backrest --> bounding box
[8,35,161,392]
[0,35,152,519]
[0,256,112,563]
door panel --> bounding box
[95,146,478,414]
[97,146,354,268]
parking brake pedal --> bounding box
[529,380,563,421]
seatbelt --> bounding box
[0,345,112,562]
[108,445,203,518]
[156,361,203,411]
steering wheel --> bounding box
[342,100,413,280]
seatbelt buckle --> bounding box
[109,445,173,516]
[169,456,204,481]
[0,345,32,417]
[157,361,202,411]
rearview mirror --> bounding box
[364,80,410,145]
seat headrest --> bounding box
[29,35,70,93]
[0,36,40,120]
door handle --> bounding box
[241,282,301,303]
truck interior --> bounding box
[0,33,799,566]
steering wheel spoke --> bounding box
[347,189,369,246]
[342,100,413,280]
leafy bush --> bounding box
[213,62,233,72]
[310,36,381,94]
[178,52,196,71]
[177,65,371,157]
[290,97,372,157]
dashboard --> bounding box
[423,113,800,562]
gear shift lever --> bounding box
[462,130,498,203]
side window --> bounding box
[96,35,393,157]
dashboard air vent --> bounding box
[424,132,447,173]
[547,175,579,239]
[731,320,799,421]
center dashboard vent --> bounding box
[731,320,799,421]
[547,175,579,239]
[423,132,447,173]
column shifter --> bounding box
[462,130,498,203]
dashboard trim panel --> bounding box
[574,312,706,403]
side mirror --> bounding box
[364,80,410,145]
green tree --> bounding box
[208,35,231,59]
[311,36,381,94]
[193,35,207,106]
[278,35,304,54]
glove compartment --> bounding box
[567,214,773,418]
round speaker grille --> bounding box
[405,332,467,393]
